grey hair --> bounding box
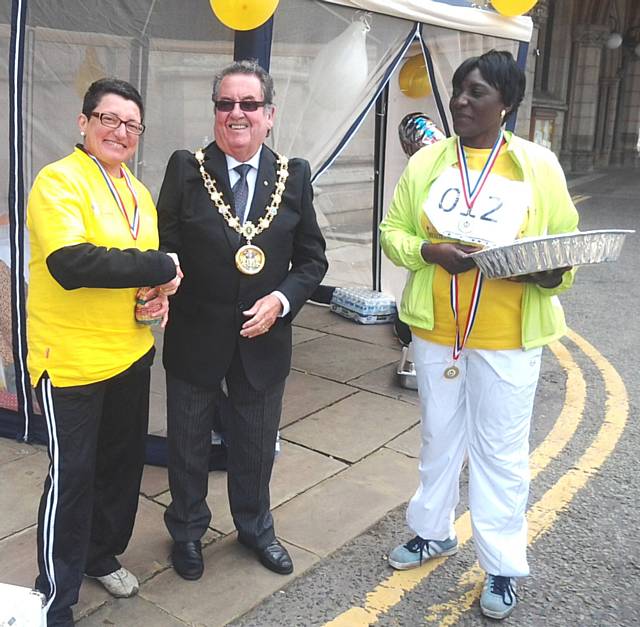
[211,60,275,109]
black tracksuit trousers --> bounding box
[34,349,152,627]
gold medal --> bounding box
[235,244,265,275]
[444,365,460,379]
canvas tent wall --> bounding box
[3,0,532,450]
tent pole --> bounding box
[8,0,34,441]
[372,84,389,291]
[233,17,274,71]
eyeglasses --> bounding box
[214,100,266,113]
[90,111,145,135]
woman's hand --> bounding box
[509,266,572,288]
[421,242,478,274]
[137,288,171,327]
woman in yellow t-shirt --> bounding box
[380,51,578,621]
[27,79,182,627]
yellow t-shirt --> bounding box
[413,146,528,350]
[26,148,160,387]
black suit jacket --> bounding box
[157,142,328,391]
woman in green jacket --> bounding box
[380,50,578,621]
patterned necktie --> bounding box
[232,164,251,223]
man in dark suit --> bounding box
[156,60,327,579]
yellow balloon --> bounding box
[490,0,538,17]
[210,0,279,31]
[398,55,432,99]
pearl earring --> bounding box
[80,131,85,137]
[500,109,506,119]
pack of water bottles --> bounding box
[330,287,397,325]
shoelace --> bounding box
[404,535,434,565]
[490,575,516,606]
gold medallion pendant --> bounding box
[444,365,460,379]
[235,244,265,275]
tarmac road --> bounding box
[231,168,640,627]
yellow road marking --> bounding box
[325,338,588,627]
[571,194,591,206]
[422,330,628,624]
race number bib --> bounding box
[423,167,531,246]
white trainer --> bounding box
[90,567,139,598]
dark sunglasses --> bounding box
[214,100,266,113]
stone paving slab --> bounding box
[0,526,37,588]
[273,448,416,557]
[321,317,399,349]
[292,326,325,346]
[292,335,399,383]
[386,424,421,458]
[281,370,354,428]
[0,438,38,466]
[281,391,417,463]
[140,464,170,498]
[0,451,48,539]
[157,441,347,536]
[292,304,336,330]
[348,362,420,406]
[119,497,184,583]
[75,578,112,621]
[78,596,187,627]
[140,536,318,627]
[148,390,167,436]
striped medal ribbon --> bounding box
[444,133,502,379]
[445,269,484,379]
[455,130,505,210]
[85,151,140,240]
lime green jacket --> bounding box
[380,132,579,350]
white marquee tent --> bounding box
[2,0,532,455]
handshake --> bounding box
[135,253,183,327]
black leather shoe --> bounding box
[171,540,203,580]
[254,539,293,575]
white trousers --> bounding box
[407,336,542,577]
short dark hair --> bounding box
[82,78,144,120]
[211,60,275,107]
[452,50,525,119]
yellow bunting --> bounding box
[490,0,538,17]
[209,0,279,31]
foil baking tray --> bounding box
[469,229,634,279]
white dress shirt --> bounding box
[225,149,261,225]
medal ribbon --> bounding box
[456,130,505,209]
[83,148,140,240]
[449,269,484,363]
[446,132,502,365]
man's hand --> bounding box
[158,265,184,296]
[421,242,478,274]
[509,266,572,288]
[240,294,283,339]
